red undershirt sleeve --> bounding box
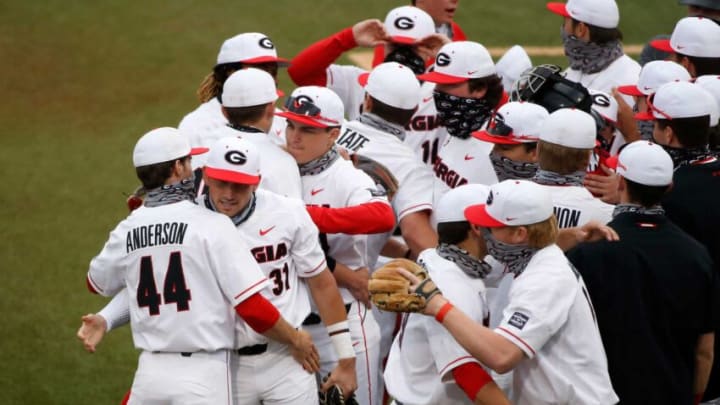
[306,202,396,234]
[452,362,494,401]
[235,292,281,334]
[287,27,358,87]
[451,22,467,41]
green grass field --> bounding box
[0,1,684,403]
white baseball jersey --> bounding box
[337,119,436,270]
[432,136,499,208]
[87,200,269,352]
[403,82,447,167]
[193,125,302,199]
[300,156,388,302]
[537,184,614,228]
[384,248,489,405]
[564,54,640,106]
[178,98,287,148]
[324,64,367,121]
[229,189,326,345]
[494,244,618,405]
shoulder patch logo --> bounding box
[508,311,529,330]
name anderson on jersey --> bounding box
[126,222,188,253]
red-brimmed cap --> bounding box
[275,111,332,128]
[546,2,571,17]
[204,137,262,185]
[417,70,468,84]
[473,130,524,145]
[617,85,644,97]
[650,38,673,53]
[204,166,260,185]
[464,204,506,227]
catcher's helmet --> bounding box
[510,64,593,113]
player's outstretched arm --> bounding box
[399,210,438,260]
[400,269,524,374]
[306,202,395,235]
[235,292,320,372]
[307,269,358,396]
[76,289,131,353]
[556,221,619,252]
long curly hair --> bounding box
[196,62,244,103]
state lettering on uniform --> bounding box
[251,243,288,264]
[406,115,440,132]
[554,206,581,228]
[337,128,370,152]
[433,157,468,189]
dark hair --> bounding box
[368,96,417,126]
[437,221,472,245]
[223,104,269,125]
[656,116,710,148]
[135,156,190,189]
[522,142,538,153]
[469,75,504,108]
[571,19,624,44]
[675,53,720,76]
[625,178,670,207]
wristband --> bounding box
[327,321,355,359]
[435,302,454,323]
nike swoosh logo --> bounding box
[467,70,478,75]
[464,155,474,160]
[422,96,433,103]
[259,226,276,236]
[643,86,652,91]
[676,45,684,49]
[505,217,517,221]
[311,188,324,196]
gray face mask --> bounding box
[560,28,624,74]
[489,151,538,181]
[482,228,539,276]
[633,104,655,140]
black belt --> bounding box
[302,303,352,326]
[236,344,268,356]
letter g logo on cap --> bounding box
[394,16,414,30]
[225,151,247,165]
[436,52,451,67]
[258,37,275,50]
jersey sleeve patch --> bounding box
[508,311,529,330]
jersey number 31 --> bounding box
[137,251,192,315]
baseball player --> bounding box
[190,68,303,199]
[415,41,507,184]
[370,0,467,66]
[83,127,315,404]
[279,85,385,405]
[287,6,439,120]
[383,185,511,405]
[650,16,720,78]
[179,32,290,147]
[473,101,549,182]
[399,180,619,405]
[546,0,640,104]
[533,108,615,228]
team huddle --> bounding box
[78,0,720,404]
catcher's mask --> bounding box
[510,64,593,114]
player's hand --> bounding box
[415,33,451,61]
[322,357,358,397]
[352,19,390,48]
[290,329,320,373]
[577,221,619,243]
[336,266,371,308]
[395,268,446,316]
[338,146,351,161]
[584,164,620,204]
[611,87,640,143]
[76,313,108,353]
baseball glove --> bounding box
[318,374,359,405]
[369,258,438,312]
[350,154,399,202]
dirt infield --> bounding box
[348,45,644,70]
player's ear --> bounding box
[509,226,529,244]
[363,94,373,114]
[328,127,341,143]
